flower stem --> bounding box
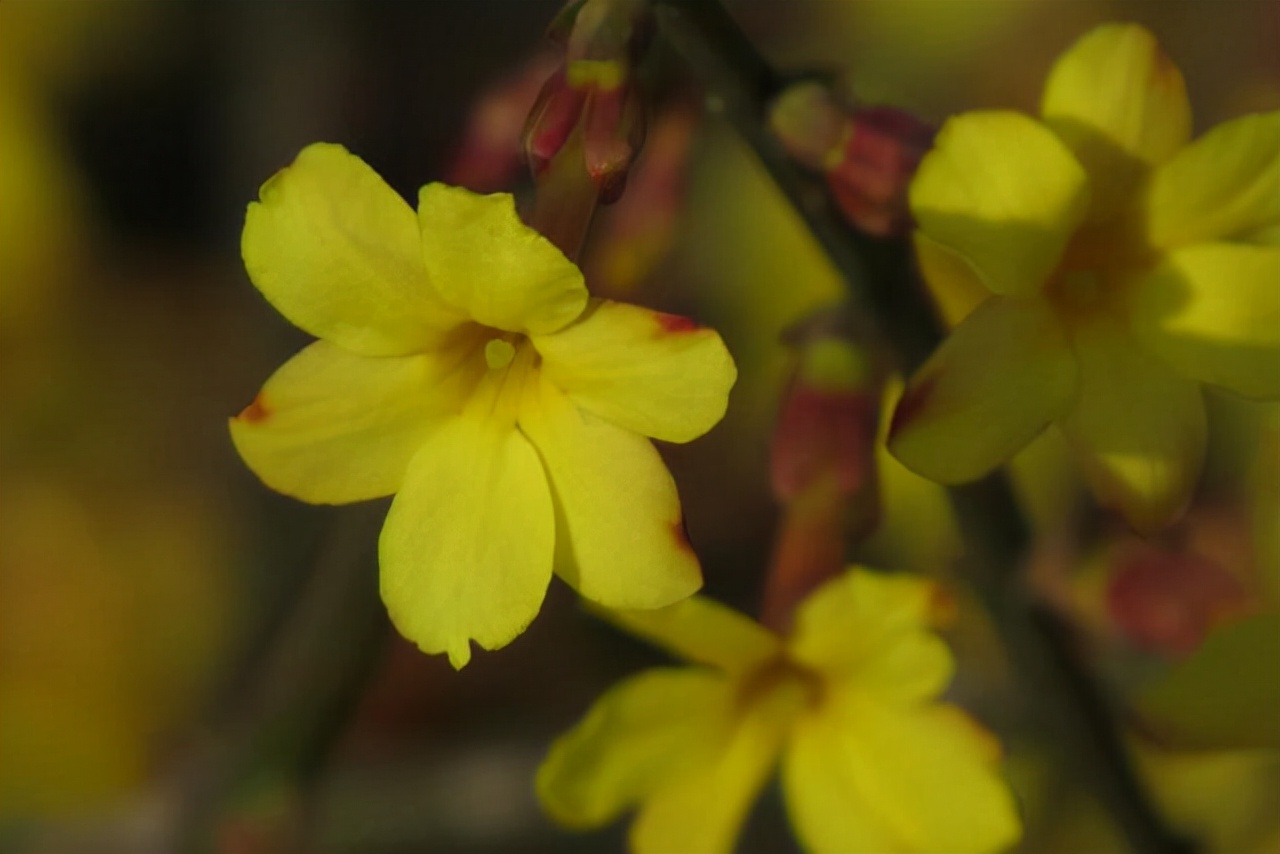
[655,2,1195,852]
[528,131,600,263]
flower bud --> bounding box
[768,82,850,172]
[826,106,935,237]
[771,333,880,505]
[582,81,646,203]
[1107,545,1250,657]
[522,64,589,179]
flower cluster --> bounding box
[888,24,1280,533]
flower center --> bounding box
[465,330,538,425]
[738,655,826,718]
[484,337,516,370]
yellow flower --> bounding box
[230,143,736,668]
[889,24,1280,533]
[537,569,1021,853]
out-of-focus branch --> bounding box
[170,502,393,853]
[654,2,1194,852]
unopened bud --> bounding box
[768,82,850,172]
[1107,546,1250,657]
[771,333,881,506]
[583,81,646,203]
[522,64,588,178]
[826,106,935,237]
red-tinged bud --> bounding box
[583,81,647,203]
[449,52,561,192]
[522,64,589,179]
[768,82,851,172]
[1107,546,1251,657]
[826,106,935,237]
[771,334,881,505]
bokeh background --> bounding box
[2,1,1278,852]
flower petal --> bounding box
[888,297,1076,483]
[519,376,702,610]
[229,340,479,503]
[788,569,953,703]
[912,231,992,327]
[417,183,587,334]
[782,713,914,854]
[630,684,793,854]
[378,417,554,668]
[1060,317,1206,534]
[603,596,781,675]
[1132,243,1280,399]
[537,667,735,829]
[788,700,1021,853]
[533,300,737,443]
[1145,111,1280,249]
[1040,23,1190,217]
[242,143,463,356]
[909,111,1090,297]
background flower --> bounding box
[890,23,1280,533]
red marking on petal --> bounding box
[238,395,271,424]
[655,312,701,334]
[888,372,938,438]
[671,517,695,556]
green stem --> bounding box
[655,2,1194,852]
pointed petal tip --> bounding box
[235,394,271,425]
[447,640,473,670]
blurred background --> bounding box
[2,1,1277,852]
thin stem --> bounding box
[529,132,600,263]
[655,2,1194,852]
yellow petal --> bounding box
[788,569,953,703]
[603,596,781,676]
[909,111,1090,297]
[1145,111,1280,249]
[241,143,463,356]
[631,682,794,854]
[378,417,554,668]
[229,340,479,504]
[532,300,738,443]
[783,712,915,854]
[519,377,702,610]
[537,667,735,829]
[1060,317,1206,534]
[912,231,992,328]
[417,183,587,334]
[1040,23,1190,218]
[888,297,1076,483]
[790,699,1021,853]
[1132,243,1280,399]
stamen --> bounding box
[484,338,516,370]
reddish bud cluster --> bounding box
[1106,545,1250,657]
[769,83,935,237]
[762,322,885,631]
[523,0,652,203]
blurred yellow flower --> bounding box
[537,569,1021,853]
[231,143,736,668]
[890,23,1280,533]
